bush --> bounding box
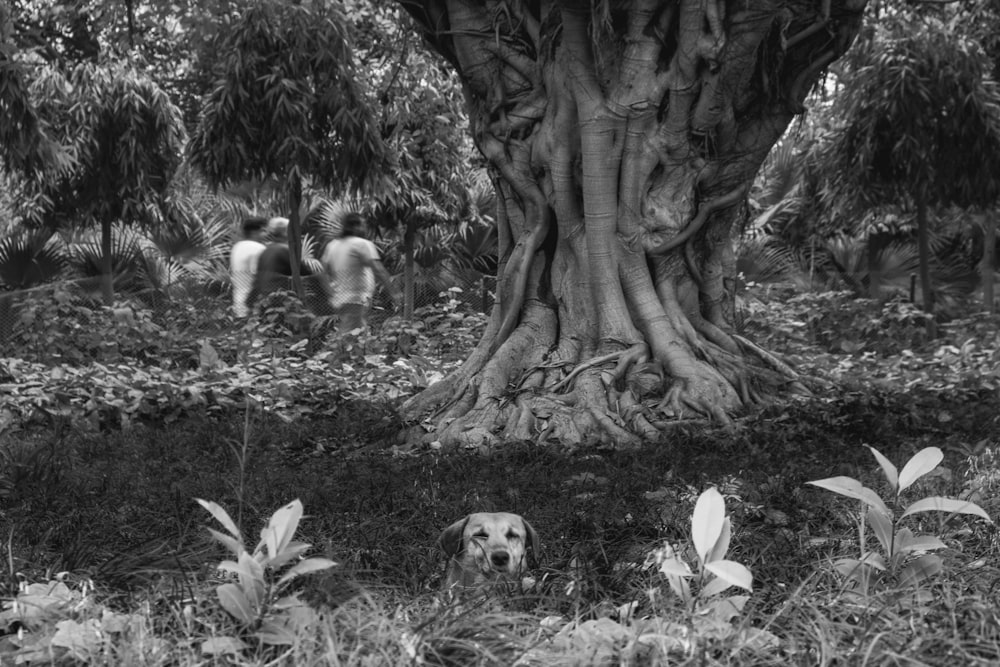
[8,286,173,365]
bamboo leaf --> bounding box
[897,447,943,492]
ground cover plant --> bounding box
[1,287,999,665]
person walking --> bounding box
[252,217,317,304]
[322,212,399,331]
[229,216,268,317]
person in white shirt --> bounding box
[321,212,399,331]
[229,216,268,317]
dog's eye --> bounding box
[473,531,488,539]
[506,531,521,541]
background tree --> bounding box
[189,0,384,300]
[16,63,185,305]
[395,0,870,447]
[825,13,1000,333]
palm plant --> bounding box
[0,227,67,289]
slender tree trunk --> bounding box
[287,177,304,300]
[399,0,867,447]
[982,212,996,314]
[403,218,416,320]
[100,218,113,305]
[915,192,937,338]
[867,233,883,301]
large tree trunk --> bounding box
[399,0,867,447]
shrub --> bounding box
[8,286,172,365]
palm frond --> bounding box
[0,228,67,289]
[735,237,796,284]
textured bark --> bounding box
[399,0,868,447]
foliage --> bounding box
[7,286,170,364]
[197,498,336,652]
[808,446,992,596]
[189,0,382,193]
[2,270,1000,664]
[0,227,65,289]
[520,487,773,663]
[0,578,159,663]
[20,62,186,230]
[827,15,1000,209]
[742,290,935,355]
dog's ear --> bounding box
[521,517,540,560]
[438,517,469,557]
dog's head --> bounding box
[439,512,539,586]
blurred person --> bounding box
[322,212,398,331]
[252,217,317,304]
[229,216,268,317]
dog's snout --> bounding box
[491,551,510,568]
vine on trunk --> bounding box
[398,0,868,447]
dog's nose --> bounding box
[491,552,510,568]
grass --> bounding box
[2,300,1000,664]
[2,388,999,664]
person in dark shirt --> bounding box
[252,217,315,303]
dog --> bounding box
[439,512,539,592]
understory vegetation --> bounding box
[1,287,999,665]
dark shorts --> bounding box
[337,303,368,332]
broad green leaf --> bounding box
[706,517,732,565]
[256,618,296,645]
[867,507,894,557]
[895,534,946,553]
[276,557,337,587]
[665,571,691,604]
[267,542,312,570]
[238,551,265,608]
[700,574,734,598]
[217,583,254,624]
[901,497,992,523]
[899,554,943,588]
[692,488,726,563]
[197,499,241,540]
[201,636,249,656]
[261,499,304,560]
[866,445,898,492]
[205,528,244,558]
[897,447,943,492]
[659,558,693,579]
[697,596,748,623]
[704,560,752,592]
[807,477,891,517]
